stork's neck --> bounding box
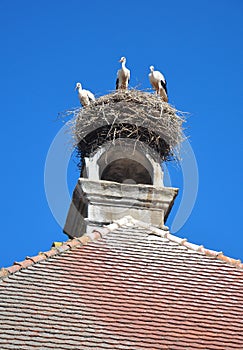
[121,61,126,69]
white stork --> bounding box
[75,82,95,107]
[149,66,168,102]
[116,56,130,90]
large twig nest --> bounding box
[65,89,186,163]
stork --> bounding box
[116,56,130,90]
[149,66,168,102]
[75,82,95,107]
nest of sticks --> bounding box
[65,89,186,166]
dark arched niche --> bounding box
[101,159,152,185]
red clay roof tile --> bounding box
[0,216,242,349]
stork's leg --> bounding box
[159,87,168,102]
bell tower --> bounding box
[64,90,183,238]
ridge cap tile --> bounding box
[118,217,243,269]
[1,215,242,281]
[0,232,96,280]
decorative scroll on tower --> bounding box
[64,90,184,238]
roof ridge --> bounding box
[123,217,243,269]
[0,231,103,280]
[0,217,133,280]
[1,215,242,279]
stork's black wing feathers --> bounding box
[161,79,168,94]
[116,78,119,90]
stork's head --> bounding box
[75,82,82,90]
[119,57,126,63]
[149,66,155,72]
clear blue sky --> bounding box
[0,0,242,267]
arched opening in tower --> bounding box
[101,159,152,185]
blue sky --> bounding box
[0,0,242,267]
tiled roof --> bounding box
[0,216,243,349]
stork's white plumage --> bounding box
[116,57,130,90]
[75,82,95,107]
[149,66,168,102]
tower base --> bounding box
[64,178,178,238]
